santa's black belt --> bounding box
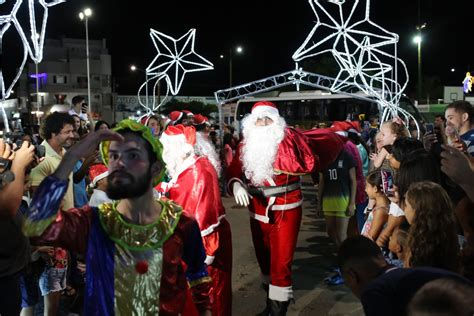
[247,182,301,198]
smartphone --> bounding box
[81,103,88,114]
[425,123,434,134]
[381,169,395,197]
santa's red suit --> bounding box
[227,126,314,301]
[159,125,232,316]
[227,102,343,313]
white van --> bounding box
[234,90,425,130]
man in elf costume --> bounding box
[23,119,212,315]
[159,124,232,316]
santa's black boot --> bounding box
[268,299,290,316]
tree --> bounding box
[159,98,218,116]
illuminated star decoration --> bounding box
[293,0,414,127]
[0,0,65,132]
[138,28,214,113]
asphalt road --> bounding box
[225,177,364,316]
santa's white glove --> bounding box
[232,182,251,207]
[204,255,215,266]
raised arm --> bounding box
[371,147,388,169]
[23,130,123,251]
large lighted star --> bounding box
[26,0,67,63]
[292,0,408,111]
[146,28,214,96]
[0,0,65,99]
[293,0,398,62]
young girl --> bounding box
[361,170,389,241]
[404,181,460,272]
[370,120,409,169]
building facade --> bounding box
[18,37,113,118]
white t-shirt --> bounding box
[388,202,405,217]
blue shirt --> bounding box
[357,143,369,177]
[73,160,89,208]
[460,128,474,157]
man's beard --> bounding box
[106,169,152,199]
[241,116,286,186]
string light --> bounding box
[138,28,213,113]
[0,0,65,132]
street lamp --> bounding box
[130,64,149,109]
[413,23,426,102]
[221,45,243,87]
[79,8,92,113]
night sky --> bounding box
[8,0,474,97]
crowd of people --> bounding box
[0,96,473,316]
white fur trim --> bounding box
[269,284,293,301]
[335,131,348,137]
[200,215,226,237]
[252,105,279,118]
[160,132,186,144]
[92,171,109,187]
[204,255,215,266]
[271,200,303,211]
[250,211,270,223]
[264,177,277,216]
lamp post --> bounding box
[79,8,92,113]
[221,45,243,87]
[413,23,426,102]
[130,65,149,110]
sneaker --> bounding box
[324,273,345,286]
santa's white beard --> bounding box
[195,132,221,176]
[160,138,192,178]
[241,116,286,186]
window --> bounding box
[77,76,87,88]
[53,75,67,84]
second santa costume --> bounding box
[159,124,232,316]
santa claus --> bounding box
[159,125,232,316]
[193,114,221,176]
[227,101,317,315]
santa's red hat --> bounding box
[251,101,279,118]
[193,114,209,131]
[162,124,196,144]
[139,114,154,126]
[182,109,194,117]
[168,111,184,125]
[89,164,109,187]
[331,121,361,136]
